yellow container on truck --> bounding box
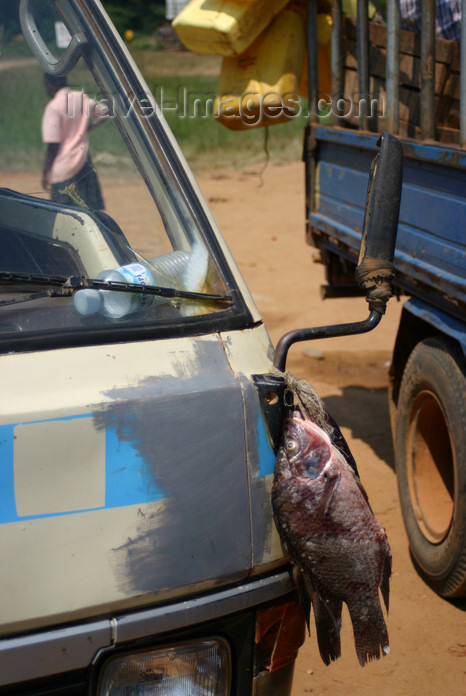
[214,6,305,129]
[172,0,290,56]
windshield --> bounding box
[0,0,247,349]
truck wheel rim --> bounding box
[407,391,455,544]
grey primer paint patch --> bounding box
[93,340,252,595]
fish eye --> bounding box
[286,440,297,453]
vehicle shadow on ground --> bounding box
[323,386,396,470]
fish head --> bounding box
[283,411,332,480]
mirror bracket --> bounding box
[273,308,383,372]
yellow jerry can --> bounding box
[172,0,290,57]
[214,6,306,130]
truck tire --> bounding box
[395,337,466,598]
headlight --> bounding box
[98,638,231,695]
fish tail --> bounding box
[347,600,389,666]
[312,595,342,666]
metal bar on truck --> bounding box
[306,0,319,123]
[331,0,344,124]
[386,0,400,133]
[420,0,436,140]
[305,1,319,230]
[357,0,369,130]
[461,0,466,146]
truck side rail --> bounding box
[305,0,464,145]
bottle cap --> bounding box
[74,289,102,316]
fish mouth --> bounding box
[293,416,332,453]
[297,417,331,445]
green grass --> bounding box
[0,63,47,171]
[0,49,308,174]
[131,48,222,77]
[149,74,308,169]
[0,36,35,59]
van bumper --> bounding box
[0,569,303,695]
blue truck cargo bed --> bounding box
[308,127,466,321]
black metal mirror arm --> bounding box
[273,309,382,372]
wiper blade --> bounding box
[0,271,72,291]
[0,272,232,305]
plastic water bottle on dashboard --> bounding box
[98,262,156,318]
[73,250,206,319]
[73,287,104,316]
[73,262,156,319]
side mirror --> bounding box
[274,133,403,372]
[355,133,403,314]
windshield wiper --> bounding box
[0,272,232,305]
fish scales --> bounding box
[272,410,391,667]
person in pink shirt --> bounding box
[41,73,106,210]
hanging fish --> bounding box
[272,410,391,666]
